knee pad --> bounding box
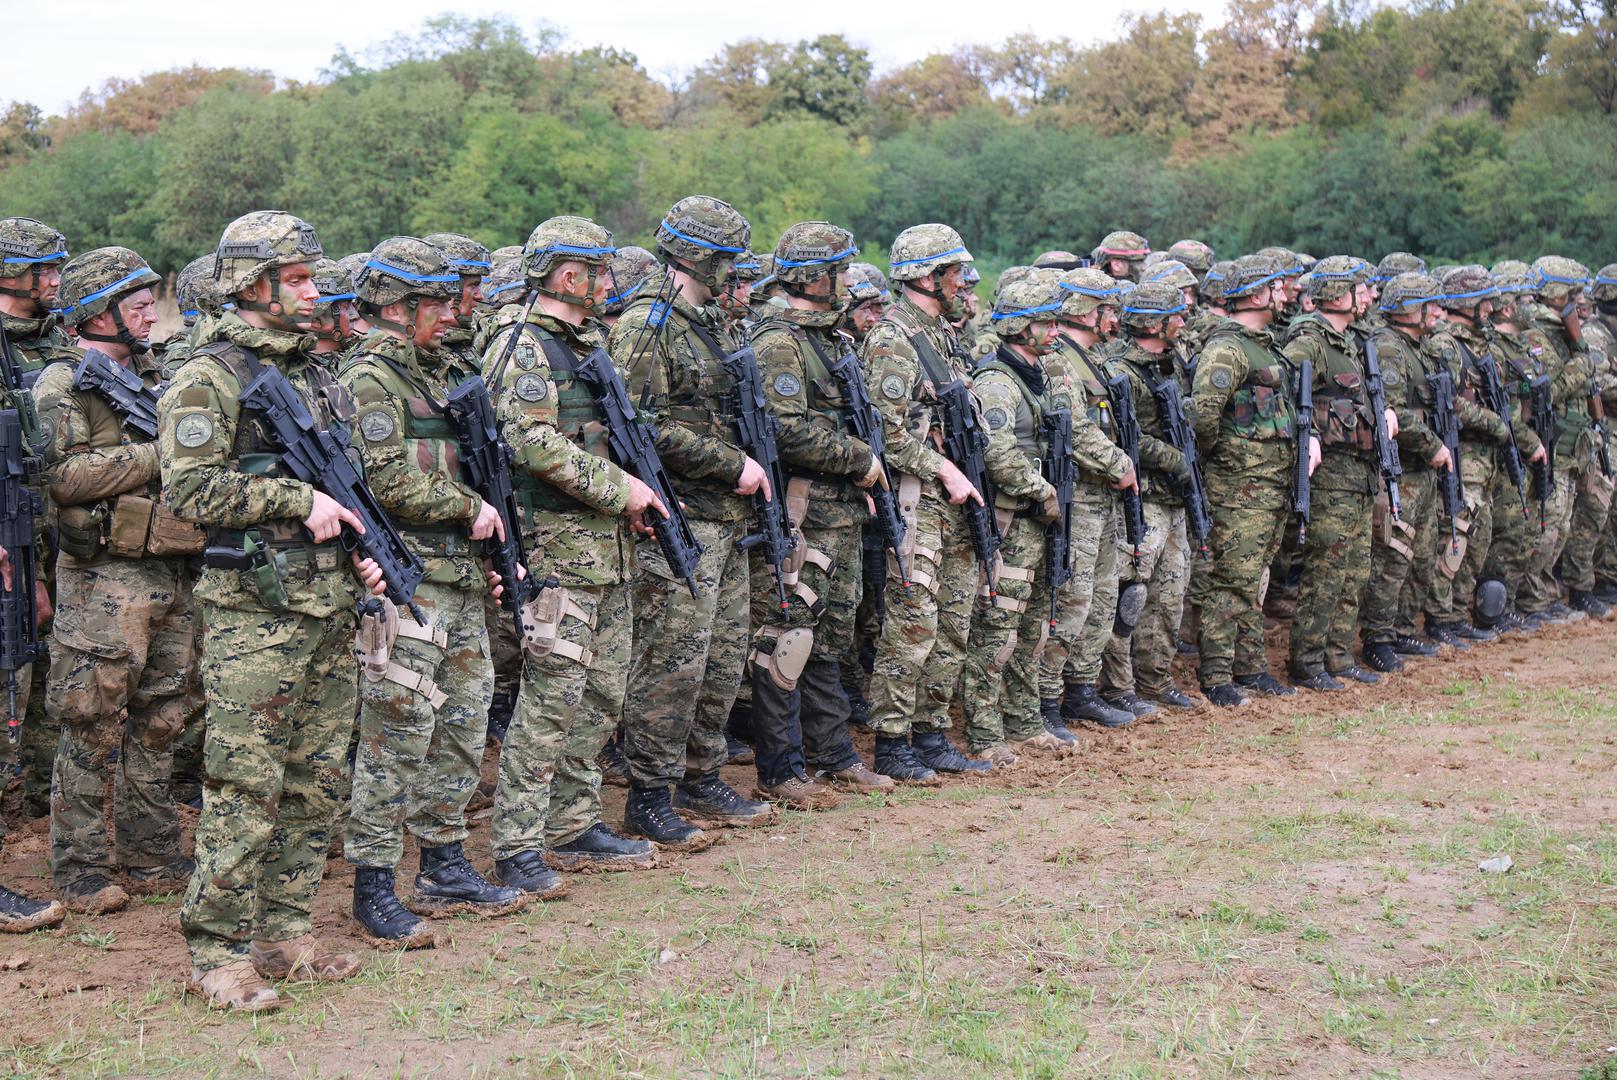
[1113,582,1148,637]
[751,627,813,691]
[1473,577,1507,625]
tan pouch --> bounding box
[896,473,921,564]
[105,494,156,558]
[354,598,401,682]
[146,502,207,556]
[785,476,812,530]
[519,584,596,665]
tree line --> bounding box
[3,0,1616,281]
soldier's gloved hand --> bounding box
[1429,444,1452,471]
[856,455,887,490]
[1114,463,1138,493]
[624,475,668,536]
[1384,407,1400,438]
[305,491,364,543]
[735,456,772,501]
[936,459,983,506]
[1308,435,1322,476]
[351,554,386,596]
[470,500,505,542]
[1529,444,1548,464]
[1039,489,1061,523]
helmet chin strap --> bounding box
[368,298,421,339]
[78,304,149,355]
[534,263,601,310]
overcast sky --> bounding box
[8,0,1229,114]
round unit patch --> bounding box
[984,407,1010,431]
[515,373,548,402]
[1209,368,1233,390]
[880,374,908,401]
[359,409,396,442]
[772,372,802,397]
[174,413,213,449]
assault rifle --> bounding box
[1106,372,1144,564]
[826,349,907,588]
[721,345,795,611]
[238,363,427,623]
[1292,358,1314,544]
[1359,332,1402,520]
[1042,407,1075,624]
[73,350,161,439]
[934,377,1001,594]
[0,325,42,455]
[1149,374,1211,553]
[444,374,542,639]
[1589,374,1612,478]
[1527,373,1555,526]
[1463,341,1529,519]
[573,346,704,598]
[1426,368,1464,549]
[0,410,41,743]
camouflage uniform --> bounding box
[1586,284,1617,590]
[483,306,638,855]
[612,203,755,801]
[163,218,363,972]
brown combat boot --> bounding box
[249,934,363,983]
[755,776,842,811]
[189,959,283,1013]
[819,762,895,794]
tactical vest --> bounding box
[646,302,741,446]
[1056,336,1117,442]
[196,339,352,551]
[1295,322,1373,454]
[975,356,1051,512]
[789,328,861,502]
[1207,327,1297,442]
[491,322,610,516]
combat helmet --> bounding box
[176,254,224,324]
[423,233,492,278]
[354,236,460,339]
[845,262,890,307]
[1144,259,1197,294]
[1378,272,1442,315]
[888,223,972,283]
[524,216,615,309]
[55,246,161,354]
[773,222,858,301]
[1436,265,1497,312]
[654,196,750,291]
[1033,250,1086,271]
[213,211,323,313]
[1222,253,1286,306]
[1589,264,1617,305]
[1057,267,1123,322]
[307,257,358,341]
[1301,256,1371,304]
[1200,261,1236,306]
[1167,239,1215,281]
[0,216,68,301]
[1371,252,1426,284]
[1531,256,1591,306]
[1092,230,1150,281]
[1120,279,1188,334]
[605,245,658,315]
[990,271,1063,344]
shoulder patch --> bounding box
[515,345,538,371]
[880,373,907,401]
[772,372,802,397]
[359,409,396,443]
[174,413,213,449]
[1210,368,1232,389]
[515,373,548,402]
[1383,367,1403,385]
[984,407,1010,431]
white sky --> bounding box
[7,0,1228,114]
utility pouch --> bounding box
[56,503,109,560]
[105,494,156,558]
[246,533,291,610]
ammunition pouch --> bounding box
[57,493,206,560]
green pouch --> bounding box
[245,533,291,610]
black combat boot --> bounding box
[1569,589,1612,619]
[1202,683,1247,708]
[493,850,569,900]
[1234,672,1296,697]
[0,859,65,934]
[1330,664,1380,685]
[1364,643,1404,673]
[548,822,657,871]
[874,736,939,784]
[623,785,710,852]
[1061,683,1135,728]
[486,690,514,746]
[1593,580,1617,604]
[1293,671,1345,692]
[1104,690,1158,718]
[1392,634,1440,656]
[352,866,436,947]
[597,730,629,788]
[1148,686,1197,709]
[1040,698,1079,744]
[1423,621,1470,650]
[412,842,526,916]
[842,683,872,731]
[1455,621,1497,643]
[675,771,774,827]
[912,731,991,773]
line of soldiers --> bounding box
[2,208,1615,1014]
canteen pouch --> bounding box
[56,503,109,560]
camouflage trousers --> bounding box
[621,518,748,792]
[1040,491,1121,696]
[1101,501,1190,699]
[1198,496,1288,686]
[963,514,1048,749]
[492,579,630,856]
[345,582,491,868]
[48,559,199,888]
[1519,465,1579,614]
[1362,469,1437,644]
[484,589,523,715]
[1560,464,1614,592]
[17,653,52,818]
[0,657,45,845]
[869,489,977,739]
[1483,466,1532,608]
[1595,483,1617,586]
[180,604,356,970]
[1427,450,1497,624]
[1288,485,1374,676]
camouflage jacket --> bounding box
[2,309,77,570]
[1368,323,1444,476]
[1190,317,1298,509]
[1048,333,1132,501]
[1584,313,1617,407]
[1103,338,1187,506]
[1282,313,1378,496]
[609,270,749,524]
[481,308,633,588]
[1525,316,1594,467]
[973,346,1058,514]
[858,293,957,487]
[158,313,360,618]
[339,331,484,590]
[750,306,873,530]
[1426,322,1526,455]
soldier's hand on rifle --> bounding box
[1039,489,1061,524]
[484,560,524,600]
[1529,444,1548,464]
[469,499,505,543]
[1114,463,1138,493]
[936,459,983,506]
[735,456,772,501]
[856,455,887,490]
[1308,435,1322,476]
[1384,407,1400,438]
[624,475,668,536]
[1429,445,1452,471]
[305,491,365,543]
[350,554,386,596]
[0,545,10,591]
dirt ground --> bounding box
[4,614,1617,1079]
